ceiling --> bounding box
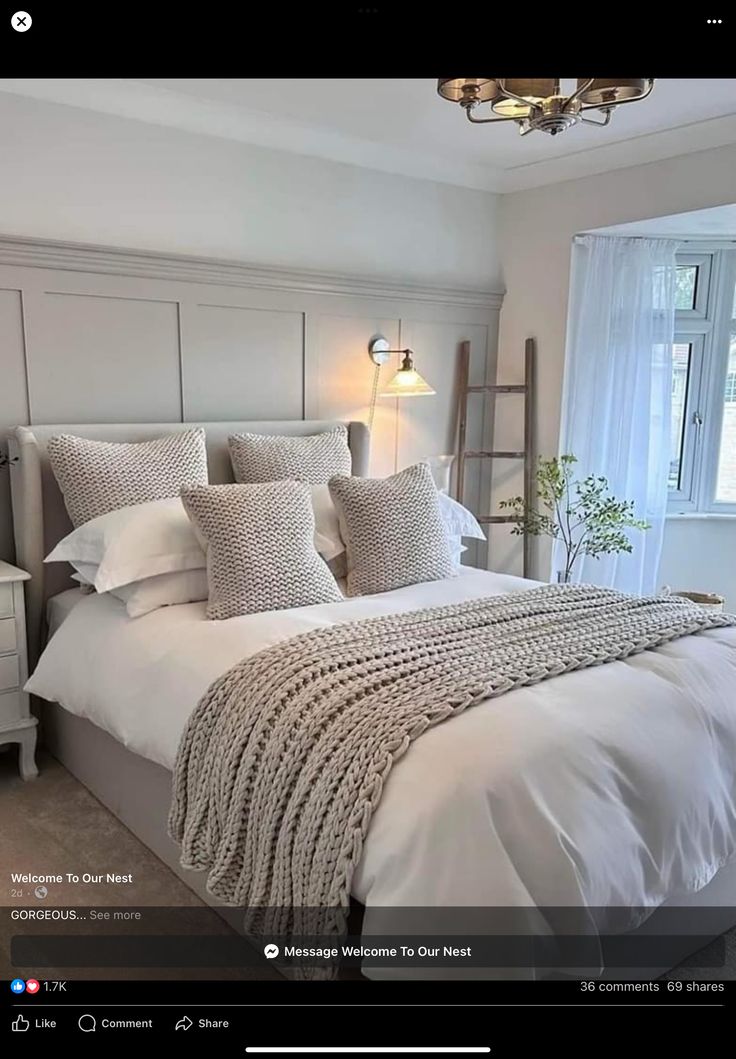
[592,204,736,239]
[2,78,736,193]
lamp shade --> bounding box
[577,78,649,106]
[380,351,435,397]
[492,78,556,117]
[437,78,499,104]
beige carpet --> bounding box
[0,747,280,980]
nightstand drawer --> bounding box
[0,654,20,691]
[0,690,24,728]
[0,583,13,619]
[0,618,17,654]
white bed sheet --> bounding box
[46,586,87,637]
[27,569,736,967]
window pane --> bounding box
[675,266,698,310]
[715,334,736,502]
[669,342,692,491]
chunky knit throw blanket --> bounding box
[169,584,735,942]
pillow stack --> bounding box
[45,424,485,621]
[46,496,211,617]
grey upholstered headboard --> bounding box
[8,420,370,665]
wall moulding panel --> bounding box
[0,235,504,564]
[0,236,503,311]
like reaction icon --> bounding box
[12,1015,30,1032]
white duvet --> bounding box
[27,569,736,974]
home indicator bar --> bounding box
[244,1049,491,1055]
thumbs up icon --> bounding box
[12,1014,30,1032]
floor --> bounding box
[1,746,734,982]
[0,746,279,980]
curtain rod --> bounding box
[577,232,736,244]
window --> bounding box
[715,337,736,502]
[668,248,736,514]
[668,341,699,494]
[725,366,736,404]
[675,265,698,310]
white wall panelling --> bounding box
[0,237,503,564]
[306,314,401,481]
[181,303,305,421]
[23,288,183,424]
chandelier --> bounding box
[437,78,655,137]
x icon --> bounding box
[12,11,32,31]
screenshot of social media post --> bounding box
[2,18,736,1052]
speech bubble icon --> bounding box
[78,1014,97,1032]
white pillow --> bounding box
[310,484,344,562]
[45,497,205,592]
[436,493,485,570]
[47,490,345,595]
[73,563,209,618]
[437,491,487,543]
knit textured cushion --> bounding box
[48,430,208,527]
[180,481,343,620]
[328,462,454,597]
[228,427,352,485]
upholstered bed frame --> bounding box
[8,419,736,979]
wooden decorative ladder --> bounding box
[455,337,535,578]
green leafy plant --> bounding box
[499,454,650,583]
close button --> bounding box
[11,11,33,32]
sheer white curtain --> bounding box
[552,234,679,594]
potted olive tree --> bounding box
[500,454,650,583]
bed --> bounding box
[10,421,736,980]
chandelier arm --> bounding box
[465,107,523,125]
[579,78,656,112]
[580,109,613,127]
[561,78,595,111]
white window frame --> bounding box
[668,334,705,507]
[674,253,712,319]
[668,246,736,516]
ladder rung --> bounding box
[464,450,526,459]
[477,515,523,524]
[466,384,527,394]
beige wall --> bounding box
[0,92,501,290]
[494,142,736,583]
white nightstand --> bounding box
[0,561,37,780]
